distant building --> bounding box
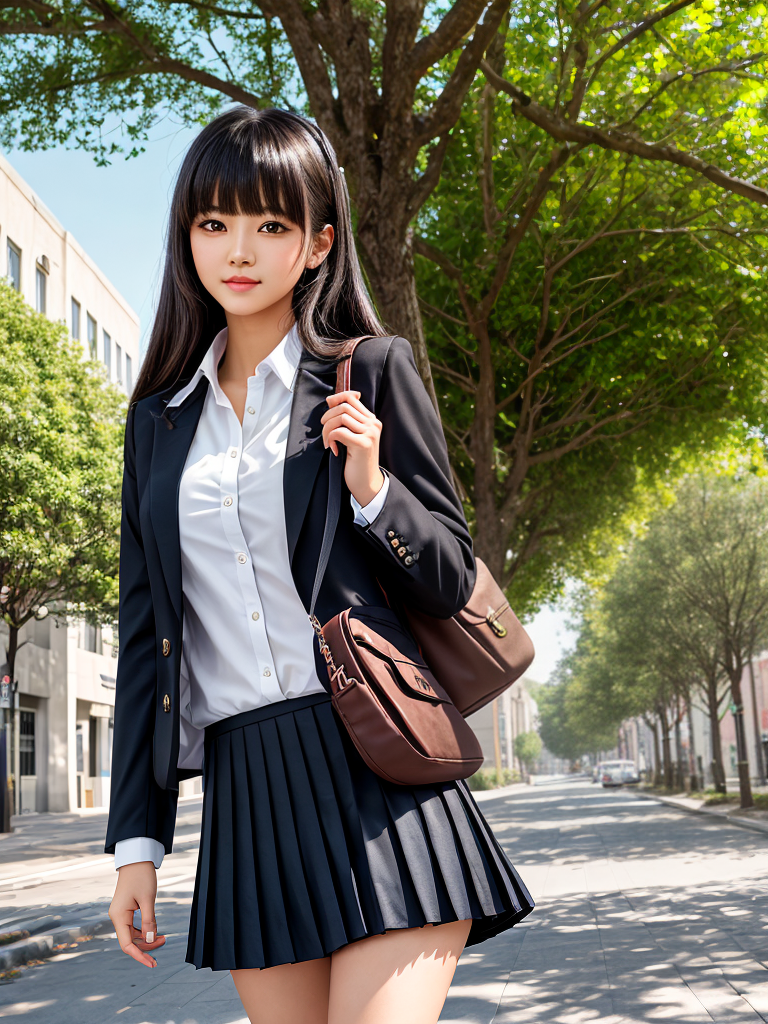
[468,677,539,774]
[1,151,140,815]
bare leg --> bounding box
[328,919,472,1024]
[231,956,331,1024]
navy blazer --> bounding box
[104,335,476,856]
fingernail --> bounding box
[146,931,155,943]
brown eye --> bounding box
[260,222,287,234]
[199,219,226,232]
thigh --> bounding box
[231,956,331,1024]
[328,919,472,1024]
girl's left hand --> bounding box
[321,390,385,507]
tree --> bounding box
[1,0,767,415]
[413,6,768,610]
[0,281,125,816]
[514,730,542,775]
[638,474,768,808]
[544,471,768,807]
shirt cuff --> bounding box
[114,837,165,871]
[350,472,389,526]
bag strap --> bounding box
[308,335,374,620]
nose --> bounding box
[228,223,256,267]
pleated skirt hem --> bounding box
[185,691,534,971]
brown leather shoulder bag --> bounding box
[308,337,534,786]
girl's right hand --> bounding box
[109,861,166,967]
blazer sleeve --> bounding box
[104,404,178,856]
[353,335,476,618]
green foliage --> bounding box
[514,730,543,769]
[467,766,521,791]
[416,3,768,614]
[0,280,125,641]
[538,469,768,761]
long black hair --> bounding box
[132,106,387,405]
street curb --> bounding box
[631,789,768,838]
[0,915,113,972]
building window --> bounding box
[89,717,98,778]
[87,314,97,359]
[103,330,112,378]
[35,265,47,314]
[20,711,35,777]
[83,622,102,654]
[115,342,122,384]
[71,298,81,340]
[125,353,133,393]
[6,239,21,291]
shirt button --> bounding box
[223,496,233,506]
[247,406,256,415]
[230,449,237,458]
[237,552,247,564]
[263,668,271,677]
[252,611,260,621]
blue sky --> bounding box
[5,127,572,683]
[6,117,201,354]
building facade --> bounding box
[467,678,540,775]
[1,151,140,815]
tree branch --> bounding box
[409,0,489,80]
[587,0,698,86]
[480,59,768,206]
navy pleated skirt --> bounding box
[185,690,534,971]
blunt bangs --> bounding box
[133,106,386,405]
[183,121,311,234]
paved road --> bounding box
[0,781,767,1023]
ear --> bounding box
[307,224,334,268]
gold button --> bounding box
[390,538,400,549]
[387,530,395,538]
[162,638,171,656]
[237,552,247,564]
[163,694,170,713]
[252,611,260,621]
[397,546,406,557]
[223,496,233,506]
[263,668,271,677]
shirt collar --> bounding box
[165,322,303,409]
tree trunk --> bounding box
[650,718,662,787]
[705,674,727,794]
[674,697,685,791]
[356,205,439,411]
[686,700,700,792]
[748,656,766,787]
[659,705,673,789]
[1,625,19,834]
[728,668,754,810]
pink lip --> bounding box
[224,277,260,291]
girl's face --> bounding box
[190,200,333,318]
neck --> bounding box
[218,296,295,382]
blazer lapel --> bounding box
[284,351,337,565]
[149,377,209,620]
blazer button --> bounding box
[397,546,407,557]
[163,694,171,713]
[387,530,395,538]
[404,555,414,566]
[162,638,171,657]
[390,538,400,549]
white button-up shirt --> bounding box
[114,323,388,870]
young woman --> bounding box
[105,105,534,1024]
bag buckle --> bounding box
[486,603,508,638]
[309,614,357,689]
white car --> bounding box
[601,760,640,787]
